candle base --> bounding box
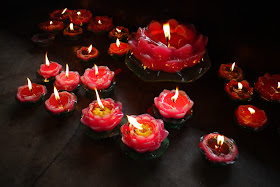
[36,72,56,84]
[83,79,116,99]
[153,105,193,129]
[120,138,169,160]
[108,52,126,60]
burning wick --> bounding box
[94,64,99,77]
[98,20,102,24]
[277,82,280,89]
[69,23,74,31]
[171,87,179,103]
[88,44,92,54]
[116,38,120,48]
[53,86,61,103]
[163,22,171,47]
[77,11,81,16]
[65,64,69,79]
[50,21,53,25]
[61,8,67,14]
[116,28,121,33]
[248,107,255,115]
[126,115,143,130]
[94,88,104,110]
[237,82,243,90]
[230,62,236,71]
[27,77,32,92]
[45,52,50,68]
[215,135,224,153]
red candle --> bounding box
[54,64,80,92]
[37,52,62,81]
[154,88,194,119]
[49,8,73,21]
[224,80,254,101]
[63,23,83,40]
[108,26,129,41]
[120,114,169,153]
[254,73,280,102]
[129,19,208,73]
[45,87,77,116]
[69,9,92,26]
[76,44,99,63]
[81,65,114,90]
[39,20,64,33]
[218,62,243,81]
[88,16,113,33]
[16,78,47,105]
[235,105,268,131]
[108,39,130,58]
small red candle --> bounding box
[108,26,129,41]
[39,20,64,33]
[108,39,130,58]
[49,8,73,21]
[63,23,83,40]
[37,52,62,82]
[54,64,80,92]
[235,105,268,132]
[45,87,77,117]
[69,9,92,26]
[76,44,99,64]
[16,78,47,106]
[224,80,254,101]
[254,73,280,102]
[87,16,113,33]
[218,62,243,81]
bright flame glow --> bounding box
[278,82,280,89]
[127,115,143,130]
[50,21,53,25]
[98,20,102,24]
[94,88,104,109]
[248,107,255,115]
[163,22,171,40]
[65,64,69,78]
[171,87,179,102]
[116,38,120,47]
[45,52,50,67]
[53,86,60,101]
[77,11,81,15]
[88,44,92,53]
[61,8,67,14]
[94,64,99,76]
[217,135,224,146]
[237,82,243,90]
[230,62,235,71]
[116,28,121,33]
[69,23,74,31]
[27,78,32,91]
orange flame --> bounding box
[98,20,102,24]
[61,8,67,14]
[65,64,69,78]
[45,52,50,67]
[126,115,143,130]
[171,87,179,102]
[69,23,74,31]
[53,86,60,101]
[237,82,243,90]
[278,82,280,89]
[116,28,121,33]
[217,135,224,146]
[50,21,53,25]
[248,107,255,115]
[94,88,104,109]
[94,64,99,76]
[230,62,235,71]
[77,11,81,16]
[163,22,171,40]
[88,44,92,53]
[27,77,32,91]
[116,38,120,47]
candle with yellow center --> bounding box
[219,62,244,81]
[76,44,99,64]
[63,23,83,40]
[127,115,153,137]
[225,79,254,101]
[91,88,112,117]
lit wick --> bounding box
[163,22,171,47]
[237,82,243,91]
[171,86,179,103]
[45,52,50,68]
[27,77,32,92]
[94,88,104,110]
[215,135,224,153]
[50,21,53,25]
[94,64,99,77]
[248,107,255,115]
[65,64,69,79]
[277,82,280,89]
[53,86,61,103]
[98,20,102,24]
[126,115,143,130]
[61,8,67,14]
[116,38,120,48]
[230,62,236,72]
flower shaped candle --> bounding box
[235,105,268,132]
[49,8,73,21]
[63,23,83,40]
[218,62,243,82]
[69,9,92,26]
[81,65,116,98]
[54,64,80,92]
[88,16,113,34]
[153,88,194,129]
[224,80,254,102]
[108,39,130,59]
[81,89,124,139]
[108,26,129,42]
[39,20,64,33]
[16,78,47,107]
[31,33,55,48]
[128,19,208,73]
[45,86,77,117]
[37,52,62,83]
[120,114,169,160]
[254,73,280,102]
[198,132,239,166]
[76,44,99,64]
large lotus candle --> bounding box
[16,78,47,106]
[224,80,254,102]
[128,19,208,73]
[108,39,130,59]
[45,86,77,117]
[39,20,64,33]
[54,64,80,92]
[63,23,83,40]
[49,8,73,21]
[69,9,92,26]
[88,16,113,33]
[76,44,99,64]
[37,52,62,83]
[81,65,116,98]
[120,114,169,160]
[153,88,194,129]
[218,62,243,82]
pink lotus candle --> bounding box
[39,20,64,33]
[37,52,62,82]
[54,64,80,92]
[108,39,130,58]
[69,9,92,26]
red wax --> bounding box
[108,42,130,57]
[16,83,47,103]
[81,66,114,90]
[38,62,62,79]
[54,71,80,91]
[224,80,253,101]
[76,46,99,61]
[108,26,129,40]
[39,20,64,32]
[235,105,267,130]
[254,73,280,102]
[218,63,243,81]
[154,89,194,119]
[88,16,113,32]
[45,91,77,115]
[120,114,169,153]
[49,9,73,21]
[63,25,83,37]
[69,9,92,25]
[81,98,124,132]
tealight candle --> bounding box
[45,86,77,117]
[81,65,116,98]
[108,39,130,59]
[63,23,83,40]
[120,114,169,160]
[218,62,244,81]
[235,105,268,132]
[69,9,92,26]
[198,132,239,166]
[31,33,55,47]
[16,78,47,106]
[87,16,113,33]
[49,8,73,21]
[108,26,129,42]
[153,87,194,129]
[76,44,99,64]
[39,20,64,33]
[54,64,80,92]
[37,52,62,83]
[224,80,254,102]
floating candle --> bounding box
[88,16,113,33]
[108,38,130,58]
[76,44,99,64]
[224,80,254,101]
[218,62,243,81]
[108,26,129,42]
[63,23,83,40]
[39,20,64,33]
[69,9,92,26]
[49,8,73,21]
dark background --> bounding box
[1,0,280,186]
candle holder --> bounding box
[31,33,55,48]
[224,80,254,102]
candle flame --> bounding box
[126,115,143,130]
[65,64,69,78]
[217,135,224,146]
[116,28,121,33]
[77,11,81,15]
[230,62,235,71]
[50,21,53,25]
[53,86,60,101]
[98,20,102,24]
[163,22,171,40]
[27,77,32,91]
[116,38,120,47]
[248,107,255,115]
[61,8,67,14]
[94,64,99,76]
[237,82,243,90]
[88,44,92,53]
[45,52,50,67]
[278,82,280,89]
[171,87,179,102]
[69,23,74,31]
[94,88,104,109]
